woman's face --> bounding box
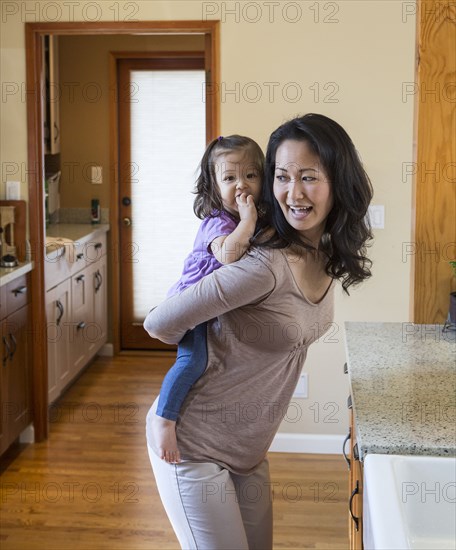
[273,139,333,246]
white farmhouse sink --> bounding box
[363,454,456,550]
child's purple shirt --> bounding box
[167,211,238,297]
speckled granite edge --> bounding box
[344,322,456,460]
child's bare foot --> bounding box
[151,414,181,463]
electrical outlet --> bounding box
[293,373,308,398]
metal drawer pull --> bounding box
[95,270,103,292]
[94,242,103,249]
[77,322,86,330]
[76,275,85,283]
[342,427,351,470]
[347,394,352,409]
[12,286,27,296]
[349,480,360,531]
[9,333,16,360]
[343,362,348,374]
[76,253,84,260]
[56,300,64,326]
[2,336,10,366]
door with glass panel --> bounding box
[118,56,207,349]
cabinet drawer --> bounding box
[5,275,29,315]
[45,244,71,290]
[68,241,88,277]
[84,233,107,265]
[45,241,86,290]
[71,270,89,313]
[0,285,6,321]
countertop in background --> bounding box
[345,321,456,460]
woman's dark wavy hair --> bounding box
[193,135,265,219]
[255,113,373,294]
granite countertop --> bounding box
[344,322,456,460]
[46,223,110,244]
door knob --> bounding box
[123,217,132,226]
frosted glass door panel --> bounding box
[130,70,205,320]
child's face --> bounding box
[214,150,262,217]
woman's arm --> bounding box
[144,251,276,345]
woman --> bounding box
[144,113,373,549]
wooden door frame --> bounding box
[411,2,456,323]
[25,21,220,441]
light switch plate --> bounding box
[368,205,385,229]
[6,181,20,200]
[91,166,102,184]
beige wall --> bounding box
[0,1,416,436]
[58,34,205,209]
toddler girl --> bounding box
[152,135,264,463]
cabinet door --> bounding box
[0,318,8,454]
[81,257,106,361]
[92,255,108,353]
[1,306,31,451]
[348,407,363,549]
[0,285,6,321]
[46,280,71,404]
[70,268,91,376]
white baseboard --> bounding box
[269,432,345,454]
[98,343,114,357]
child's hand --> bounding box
[236,192,258,225]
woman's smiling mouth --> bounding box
[288,205,313,219]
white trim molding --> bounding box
[269,433,345,454]
[98,343,114,357]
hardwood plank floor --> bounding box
[0,355,349,549]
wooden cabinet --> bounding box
[70,268,91,374]
[0,274,31,455]
[348,404,363,549]
[46,232,108,403]
[89,254,108,351]
[344,363,363,550]
[46,279,71,404]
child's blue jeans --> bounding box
[156,322,208,421]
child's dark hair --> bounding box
[255,113,373,294]
[193,135,265,219]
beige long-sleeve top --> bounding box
[144,246,335,475]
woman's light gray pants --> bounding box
[147,444,273,549]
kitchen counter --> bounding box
[1,224,109,288]
[0,261,33,287]
[46,223,110,244]
[344,322,455,460]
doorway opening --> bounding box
[25,21,219,441]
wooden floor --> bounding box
[0,354,349,549]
